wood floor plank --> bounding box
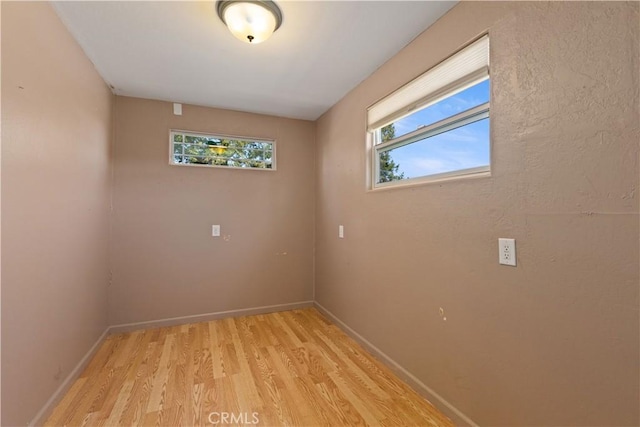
[207,320,226,379]
[315,375,367,426]
[145,333,174,413]
[118,340,159,426]
[45,376,88,426]
[102,380,134,426]
[44,308,453,427]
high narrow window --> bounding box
[170,130,275,170]
[368,35,490,188]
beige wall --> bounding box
[315,2,639,425]
[2,1,639,425]
[109,97,315,325]
[1,2,113,426]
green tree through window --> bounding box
[378,124,405,183]
[172,131,274,169]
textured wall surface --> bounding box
[2,1,639,426]
[315,2,639,425]
[1,2,113,425]
[110,97,315,325]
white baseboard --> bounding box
[313,301,478,427]
[29,327,110,427]
[108,300,314,334]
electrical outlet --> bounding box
[338,225,344,238]
[212,225,221,237]
[499,238,516,266]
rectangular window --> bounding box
[170,130,275,170]
[368,35,490,188]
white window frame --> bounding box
[367,35,490,189]
[169,129,276,171]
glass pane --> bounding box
[226,139,241,149]
[212,157,229,166]
[182,155,213,165]
[186,144,207,158]
[171,133,273,169]
[384,79,490,141]
[185,135,217,145]
[378,117,489,183]
[228,159,245,168]
[208,146,232,157]
[249,148,265,159]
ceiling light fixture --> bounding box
[216,0,283,44]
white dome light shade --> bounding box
[217,1,283,44]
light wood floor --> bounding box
[45,308,452,426]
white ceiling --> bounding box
[53,1,456,121]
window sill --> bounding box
[369,167,490,192]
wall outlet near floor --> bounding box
[212,225,221,237]
[338,225,344,239]
[498,238,516,266]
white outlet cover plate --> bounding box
[212,225,221,237]
[499,238,516,266]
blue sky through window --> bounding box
[383,79,490,179]
[385,118,489,178]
